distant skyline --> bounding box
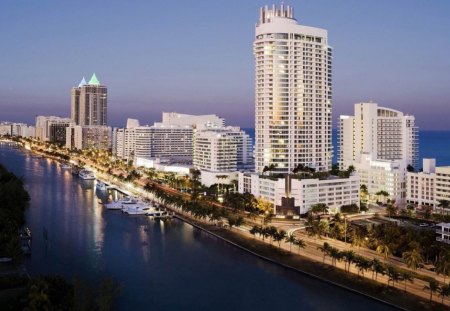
[1,0,450,129]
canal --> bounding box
[0,145,396,310]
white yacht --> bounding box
[124,203,154,215]
[61,163,71,169]
[79,169,95,180]
[96,181,107,192]
[105,197,140,210]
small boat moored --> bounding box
[79,169,95,180]
[96,181,107,192]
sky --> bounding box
[1,0,450,129]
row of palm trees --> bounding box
[144,182,229,224]
[249,225,306,252]
[318,242,450,305]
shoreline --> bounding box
[175,214,407,311]
[13,142,447,311]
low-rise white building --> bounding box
[238,172,360,215]
[407,159,450,211]
[436,166,450,204]
[353,153,406,204]
[1,122,36,138]
[193,127,253,187]
[407,159,436,208]
[66,125,111,150]
[436,223,450,244]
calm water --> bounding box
[0,145,396,311]
[243,129,450,166]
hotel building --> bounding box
[193,126,252,187]
[339,103,418,204]
[237,4,358,216]
[254,4,333,174]
[113,113,225,163]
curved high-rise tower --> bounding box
[254,4,332,174]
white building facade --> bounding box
[239,172,359,215]
[339,103,418,204]
[254,4,333,174]
[407,159,436,208]
[339,103,418,169]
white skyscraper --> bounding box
[254,4,333,174]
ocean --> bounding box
[242,129,450,167]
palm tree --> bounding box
[375,190,389,204]
[371,259,385,281]
[310,203,329,217]
[400,271,414,293]
[317,242,331,264]
[285,235,296,252]
[249,225,259,239]
[385,204,398,219]
[293,239,306,254]
[438,283,450,305]
[376,243,391,263]
[355,256,371,277]
[275,230,287,248]
[342,250,356,272]
[435,250,450,283]
[402,248,424,272]
[329,247,341,267]
[386,265,401,288]
[424,279,440,303]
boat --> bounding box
[79,169,95,180]
[96,181,107,192]
[124,204,154,215]
[105,196,140,210]
[61,163,71,169]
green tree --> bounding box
[317,242,331,264]
[435,250,450,283]
[285,235,296,252]
[438,283,450,305]
[402,248,424,272]
[273,230,287,248]
[371,259,385,281]
[376,243,391,262]
[386,265,401,288]
[400,271,414,293]
[293,239,306,254]
[424,279,440,303]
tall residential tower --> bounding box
[254,4,332,174]
[71,74,107,126]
